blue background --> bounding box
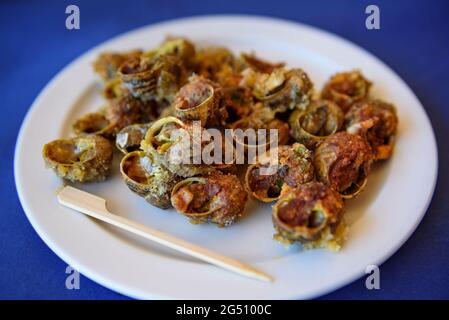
[1,0,448,299]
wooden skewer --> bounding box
[57,186,273,283]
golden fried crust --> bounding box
[120,151,181,209]
[240,53,285,74]
[345,99,398,160]
[93,50,142,81]
[242,68,313,114]
[194,47,240,86]
[280,144,315,188]
[289,99,344,149]
[173,76,228,127]
[156,38,196,69]
[245,143,314,202]
[143,118,216,177]
[118,55,187,104]
[314,132,373,197]
[106,95,157,133]
[171,173,248,227]
[267,119,291,145]
[115,123,152,154]
[73,96,157,139]
[43,134,113,183]
[321,70,371,112]
[219,86,253,124]
[273,182,344,243]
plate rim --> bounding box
[14,14,439,299]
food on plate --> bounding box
[272,181,345,251]
[345,99,398,160]
[73,95,157,138]
[43,134,113,182]
[120,150,181,209]
[230,103,290,156]
[194,47,240,86]
[245,143,314,202]
[102,77,125,100]
[172,75,227,127]
[230,117,290,156]
[171,172,248,227]
[219,85,253,124]
[241,67,313,114]
[93,50,142,81]
[321,70,371,112]
[267,119,291,146]
[118,55,186,104]
[240,53,284,73]
[43,37,398,251]
[314,131,373,199]
[115,123,153,154]
[141,117,216,177]
[152,38,196,68]
[289,99,344,149]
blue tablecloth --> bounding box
[1,0,448,299]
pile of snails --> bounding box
[43,38,398,251]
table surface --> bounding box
[1,0,448,299]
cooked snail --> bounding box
[115,123,152,154]
[141,117,215,177]
[267,119,291,145]
[230,116,271,162]
[118,54,185,103]
[241,68,313,114]
[289,99,344,149]
[171,172,248,227]
[220,86,253,124]
[245,143,314,202]
[240,53,284,73]
[42,134,113,183]
[153,38,196,68]
[345,99,398,160]
[230,105,290,159]
[314,131,373,199]
[73,95,156,138]
[117,57,155,101]
[103,78,125,100]
[194,47,240,86]
[120,150,181,209]
[93,50,142,81]
[272,181,345,251]
[172,75,227,127]
[72,111,111,137]
[321,70,371,112]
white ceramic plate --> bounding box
[15,15,437,299]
